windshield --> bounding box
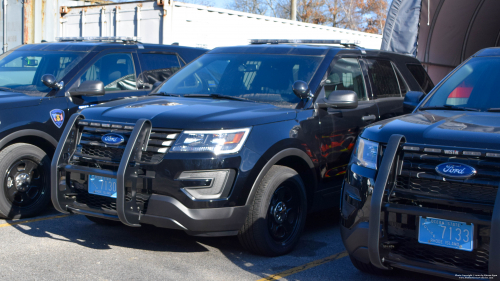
[157,53,323,107]
[0,50,87,94]
[422,57,500,111]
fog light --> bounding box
[178,169,236,199]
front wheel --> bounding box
[238,165,307,256]
[0,143,51,219]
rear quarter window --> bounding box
[407,64,435,93]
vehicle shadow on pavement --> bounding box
[10,208,441,280]
[11,214,211,253]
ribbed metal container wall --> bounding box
[0,0,90,54]
[0,0,382,52]
[59,0,383,49]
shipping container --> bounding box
[0,0,99,54]
[1,0,382,53]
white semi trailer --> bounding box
[59,0,382,49]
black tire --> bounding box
[0,143,51,219]
[85,215,122,226]
[349,255,390,275]
[238,165,307,256]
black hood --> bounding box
[0,91,41,109]
[80,96,297,129]
[362,110,500,150]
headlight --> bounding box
[171,128,251,154]
[351,137,379,170]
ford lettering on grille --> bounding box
[435,163,476,179]
[101,133,125,145]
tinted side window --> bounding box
[394,65,409,96]
[139,53,181,85]
[325,58,367,101]
[366,59,401,98]
[407,64,435,93]
[81,53,136,91]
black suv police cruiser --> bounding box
[0,37,205,219]
[341,48,500,278]
[51,39,432,256]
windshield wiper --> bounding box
[422,105,480,112]
[0,87,14,92]
[487,108,500,112]
[149,92,181,97]
[183,93,251,102]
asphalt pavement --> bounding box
[0,208,443,280]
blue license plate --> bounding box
[88,175,117,198]
[418,217,474,251]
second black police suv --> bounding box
[51,40,432,256]
[341,47,500,278]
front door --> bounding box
[316,57,379,193]
[65,50,148,116]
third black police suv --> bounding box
[341,47,500,277]
[52,40,431,256]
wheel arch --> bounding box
[0,130,58,159]
[245,148,317,209]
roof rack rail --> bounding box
[56,36,141,43]
[250,39,361,47]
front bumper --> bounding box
[51,114,250,235]
[340,135,500,279]
[67,193,249,236]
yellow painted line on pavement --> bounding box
[0,214,69,228]
[256,250,348,281]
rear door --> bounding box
[364,58,409,119]
[137,50,184,89]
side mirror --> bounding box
[293,80,312,99]
[42,74,63,89]
[317,90,358,109]
[153,81,163,88]
[403,91,425,113]
[70,81,105,97]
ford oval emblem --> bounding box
[101,133,125,145]
[435,163,477,179]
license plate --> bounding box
[88,175,117,198]
[418,217,474,251]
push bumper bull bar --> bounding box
[367,134,500,276]
[51,114,152,227]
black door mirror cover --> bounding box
[41,74,58,89]
[292,80,311,99]
[318,90,358,109]
[403,91,425,113]
[70,81,105,97]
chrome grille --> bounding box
[394,149,500,205]
[74,120,180,164]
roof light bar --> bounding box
[56,36,140,42]
[250,39,360,46]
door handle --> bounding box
[362,115,376,122]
